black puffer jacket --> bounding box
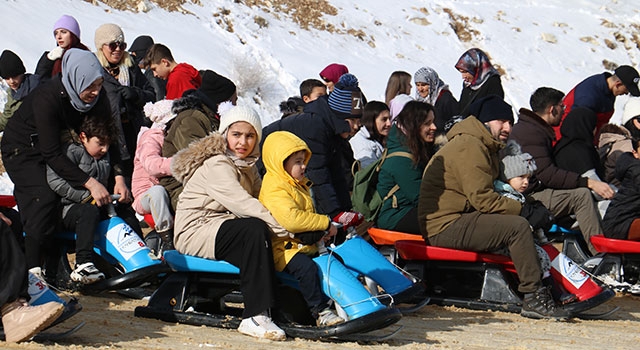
[260,95,352,217]
[603,152,640,239]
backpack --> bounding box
[351,150,413,222]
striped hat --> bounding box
[327,73,364,119]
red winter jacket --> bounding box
[165,63,202,99]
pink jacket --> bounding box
[132,128,172,214]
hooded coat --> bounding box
[171,132,292,260]
[160,92,221,209]
[260,95,352,217]
[554,107,604,178]
[259,131,329,271]
[602,152,640,239]
[418,116,521,237]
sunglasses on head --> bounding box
[321,76,331,83]
[106,41,127,51]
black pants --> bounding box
[394,207,422,235]
[63,204,100,265]
[2,146,59,269]
[0,221,28,306]
[215,218,277,318]
[284,253,327,317]
[63,203,144,264]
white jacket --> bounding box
[349,126,383,169]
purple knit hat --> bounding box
[53,15,81,39]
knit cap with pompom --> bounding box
[328,73,365,119]
[144,99,176,129]
[500,140,537,181]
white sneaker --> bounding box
[70,262,105,284]
[238,313,286,341]
[316,308,345,327]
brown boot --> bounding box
[2,300,64,342]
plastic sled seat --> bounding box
[136,250,402,341]
[590,235,640,254]
[579,235,640,292]
[53,217,170,292]
[368,227,423,246]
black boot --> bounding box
[158,229,174,251]
[521,286,571,320]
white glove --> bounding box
[47,46,65,61]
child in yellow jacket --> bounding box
[259,131,344,327]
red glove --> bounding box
[332,211,364,228]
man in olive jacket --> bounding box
[418,95,568,320]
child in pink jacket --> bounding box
[132,99,175,252]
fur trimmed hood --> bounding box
[172,91,215,117]
[171,132,227,184]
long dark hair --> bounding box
[395,101,435,166]
[362,101,389,145]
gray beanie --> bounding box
[500,140,537,181]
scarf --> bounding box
[61,48,104,112]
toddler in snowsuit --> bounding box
[259,131,345,327]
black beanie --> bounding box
[0,50,26,79]
[198,70,237,107]
[469,95,514,123]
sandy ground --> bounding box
[1,290,639,349]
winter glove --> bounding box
[332,211,364,229]
[119,86,139,101]
[47,46,65,61]
[520,200,555,232]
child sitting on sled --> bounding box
[46,115,143,284]
[258,131,347,327]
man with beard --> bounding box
[419,95,569,319]
[509,87,608,254]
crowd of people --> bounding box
[1,12,640,342]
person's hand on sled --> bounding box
[332,211,364,229]
[520,200,554,232]
[323,222,338,242]
[84,177,110,207]
[113,175,132,204]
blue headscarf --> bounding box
[61,48,104,112]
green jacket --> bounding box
[418,116,522,237]
[161,94,220,209]
[0,89,20,132]
[376,125,424,230]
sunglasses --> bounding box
[321,76,331,83]
[106,41,127,51]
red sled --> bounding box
[368,228,617,318]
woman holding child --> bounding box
[376,101,437,234]
[1,49,129,280]
[171,105,290,341]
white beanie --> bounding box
[219,105,263,143]
[144,99,175,129]
[621,97,640,126]
[94,23,124,50]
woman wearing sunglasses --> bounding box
[35,14,91,82]
[94,23,156,180]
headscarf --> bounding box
[454,48,499,90]
[61,48,104,112]
[414,66,450,105]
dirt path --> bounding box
[2,292,639,349]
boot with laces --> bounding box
[521,286,571,320]
[1,300,64,342]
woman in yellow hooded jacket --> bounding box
[259,131,344,327]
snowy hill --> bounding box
[1,0,640,125]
